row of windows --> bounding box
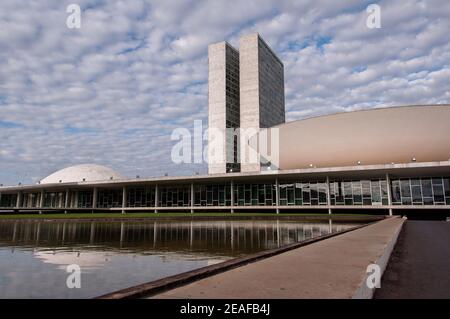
[279,181,328,206]
[97,189,122,208]
[258,41,284,129]
[258,39,283,70]
[0,194,17,207]
[126,187,155,208]
[391,177,450,205]
[20,193,40,208]
[234,183,277,206]
[2,177,450,208]
[1,192,67,209]
[330,179,389,206]
[158,185,191,207]
[44,192,66,208]
[195,184,232,206]
[77,191,93,208]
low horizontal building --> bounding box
[1,105,450,215]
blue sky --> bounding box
[0,0,449,185]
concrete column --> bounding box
[16,192,22,208]
[74,191,78,208]
[326,176,332,215]
[386,173,393,216]
[64,190,70,213]
[190,182,194,214]
[230,180,234,213]
[28,193,32,208]
[31,193,36,208]
[39,189,45,209]
[71,191,76,208]
[122,186,127,214]
[275,178,280,214]
[58,193,63,209]
[154,184,159,214]
[92,187,98,212]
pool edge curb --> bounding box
[352,216,405,299]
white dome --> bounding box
[40,164,125,184]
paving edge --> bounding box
[96,219,381,299]
[352,216,405,299]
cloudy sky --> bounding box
[0,0,449,185]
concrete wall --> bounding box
[208,42,228,174]
[239,34,260,172]
[239,33,285,173]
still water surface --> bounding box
[0,219,361,298]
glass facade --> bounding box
[0,194,18,208]
[77,191,93,208]
[2,176,450,209]
[43,192,66,208]
[234,183,276,206]
[391,177,450,205]
[97,188,123,208]
[126,186,155,207]
[279,181,328,206]
[330,179,389,206]
[194,184,231,206]
[20,193,40,208]
[225,45,240,173]
[158,185,190,207]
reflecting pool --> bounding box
[0,219,361,298]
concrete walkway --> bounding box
[375,220,450,299]
[151,217,404,299]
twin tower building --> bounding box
[208,33,285,174]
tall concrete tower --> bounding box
[239,33,285,172]
[207,41,240,174]
[207,34,284,174]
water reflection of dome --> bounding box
[33,251,109,270]
[40,164,125,184]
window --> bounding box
[432,178,445,204]
[97,189,122,208]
